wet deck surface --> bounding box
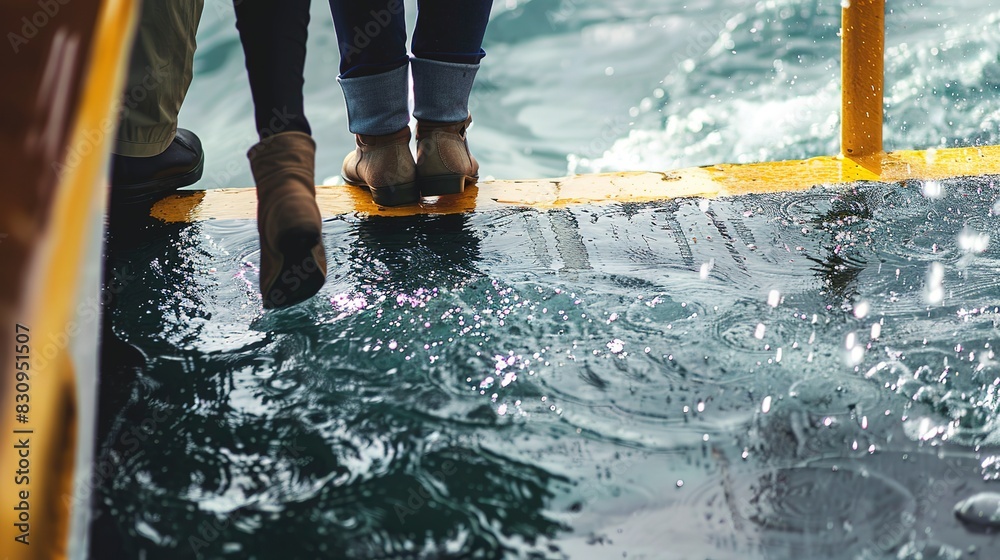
[94,176,1000,559]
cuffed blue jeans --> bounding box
[234,0,492,137]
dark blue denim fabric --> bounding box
[329,0,492,78]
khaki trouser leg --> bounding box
[114,0,204,157]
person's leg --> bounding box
[411,0,493,196]
[329,0,408,134]
[329,0,417,206]
[234,0,312,138]
[330,0,408,79]
[233,0,326,309]
[411,0,491,66]
[111,0,205,204]
[114,0,204,155]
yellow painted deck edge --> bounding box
[152,146,1000,223]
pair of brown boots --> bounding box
[342,116,479,207]
[248,117,477,308]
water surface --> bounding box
[96,176,1000,558]
[93,1,1000,558]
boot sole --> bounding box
[345,179,419,207]
[419,174,476,197]
[262,228,326,309]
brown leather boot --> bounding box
[415,115,479,196]
[341,126,418,206]
[248,131,326,309]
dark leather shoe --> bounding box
[110,128,204,206]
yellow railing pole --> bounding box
[841,0,885,166]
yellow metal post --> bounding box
[841,0,885,168]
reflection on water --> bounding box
[95,176,1000,558]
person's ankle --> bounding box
[416,116,472,141]
[342,127,418,206]
[415,115,477,196]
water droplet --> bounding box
[767,290,781,307]
[754,323,766,340]
[853,301,870,319]
[501,372,517,387]
[700,260,714,279]
[981,456,1000,481]
[925,262,945,304]
[845,332,857,349]
[955,493,1000,529]
[848,346,865,366]
[762,395,772,413]
[921,180,943,198]
[958,229,990,253]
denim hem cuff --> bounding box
[337,64,410,135]
[410,56,480,123]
